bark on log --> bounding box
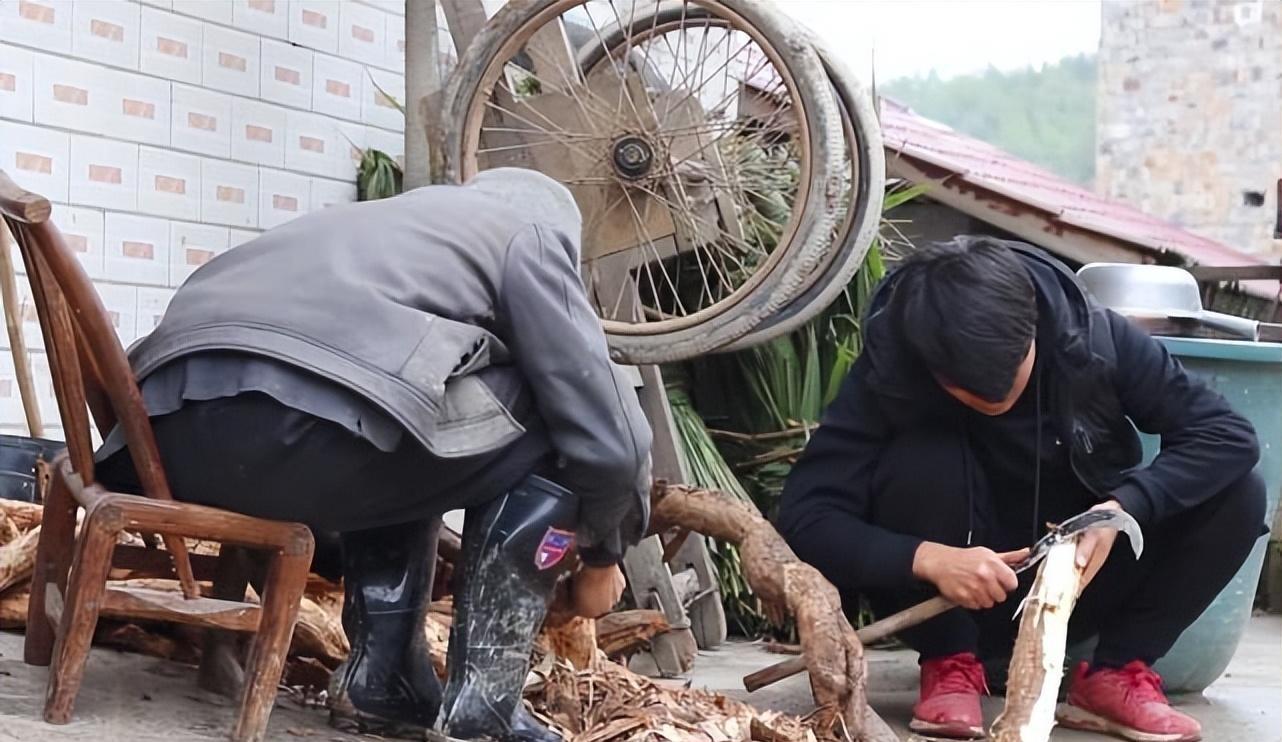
[544,616,598,671]
[0,525,40,592]
[0,584,29,628]
[292,595,350,668]
[0,500,43,539]
[596,609,669,658]
[651,483,897,742]
[991,541,1084,742]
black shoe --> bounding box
[328,519,443,738]
[434,475,578,742]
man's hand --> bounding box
[913,542,1030,610]
[570,564,626,618]
[1075,499,1123,593]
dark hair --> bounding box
[894,236,1038,402]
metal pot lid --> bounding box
[1076,263,1204,319]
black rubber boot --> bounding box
[431,475,578,742]
[328,518,443,739]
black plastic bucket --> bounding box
[0,434,66,502]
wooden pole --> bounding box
[404,0,443,188]
[0,222,43,437]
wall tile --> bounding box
[260,37,311,108]
[69,135,138,211]
[338,2,386,68]
[95,282,140,347]
[311,52,362,121]
[72,0,141,69]
[233,0,287,39]
[258,167,310,229]
[171,83,232,157]
[385,9,404,71]
[98,66,171,146]
[0,354,25,426]
[45,202,106,279]
[0,43,35,122]
[231,97,286,166]
[288,0,339,54]
[12,279,45,350]
[201,158,258,227]
[362,0,404,17]
[136,286,176,336]
[0,0,73,55]
[202,22,260,96]
[228,227,260,247]
[284,108,340,177]
[174,0,233,25]
[139,0,172,8]
[361,66,403,130]
[140,5,202,84]
[309,176,355,211]
[32,54,105,133]
[169,220,229,285]
[0,120,70,202]
[334,118,365,178]
[364,124,403,169]
[138,146,201,220]
[104,212,170,286]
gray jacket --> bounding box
[129,172,652,562]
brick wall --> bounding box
[1096,0,1282,259]
[0,0,416,439]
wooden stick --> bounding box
[744,595,955,692]
[0,220,44,437]
[991,540,1084,742]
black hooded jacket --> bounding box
[777,244,1260,593]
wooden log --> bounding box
[991,541,1084,742]
[0,584,29,628]
[596,609,670,658]
[651,483,897,742]
[0,525,40,592]
[291,595,349,668]
[0,499,43,537]
[544,616,598,671]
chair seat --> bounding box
[100,586,263,632]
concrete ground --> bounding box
[0,615,1276,740]
[689,613,1282,741]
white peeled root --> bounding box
[991,539,1085,742]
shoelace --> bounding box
[1111,663,1168,705]
[928,656,991,697]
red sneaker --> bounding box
[1057,661,1202,742]
[910,652,988,739]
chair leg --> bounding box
[198,546,252,698]
[25,474,79,667]
[231,549,311,742]
[43,510,118,724]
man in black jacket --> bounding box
[778,237,1265,742]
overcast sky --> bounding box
[781,0,1103,83]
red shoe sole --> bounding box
[1056,703,1201,742]
[909,717,986,739]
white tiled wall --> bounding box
[0,0,409,433]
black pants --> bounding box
[97,393,552,578]
[857,428,1266,669]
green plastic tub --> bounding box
[1141,337,1282,692]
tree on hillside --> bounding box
[883,54,1097,186]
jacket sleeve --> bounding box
[776,362,925,592]
[497,224,653,566]
[1107,311,1260,525]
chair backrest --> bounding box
[0,168,198,597]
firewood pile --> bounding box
[0,494,842,741]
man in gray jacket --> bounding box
[97,168,653,741]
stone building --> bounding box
[1096,0,1282,259]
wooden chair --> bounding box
[0,169,314,741]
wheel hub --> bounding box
[611,135,655,180]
